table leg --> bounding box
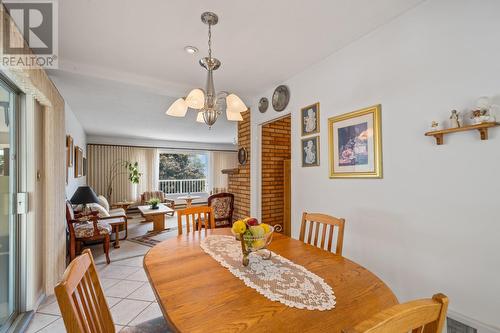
[186,199,193,208]
[150,214,167,232]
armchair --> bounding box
[65,201,111,264]
[207,192,234,228]
[141,191,175,216]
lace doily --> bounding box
[200,235,335,311]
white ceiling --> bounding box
[52,0,424,143]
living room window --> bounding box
[158,151,208,194]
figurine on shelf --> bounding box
[449,110,461,128]
[430,121,442,132]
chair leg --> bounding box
[103,235,111,264]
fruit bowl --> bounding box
[231,218,274,266]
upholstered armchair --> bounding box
[207,192,234,228]
[65,201,111,264]
[141,191,175,216]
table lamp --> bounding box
[70,186,99,215]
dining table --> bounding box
[143,228,398,333]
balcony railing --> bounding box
[158,179,207,194]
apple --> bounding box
[246,218,259,226]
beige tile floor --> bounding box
[25,213,181,332]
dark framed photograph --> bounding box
[328,104,382,178]
[301,102,320,136]
[301,136,320,167]
[238,147,247,165]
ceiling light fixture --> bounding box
[166,12,247,128]
[184,45,198,54]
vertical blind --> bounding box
[87,144,158,203]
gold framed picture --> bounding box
[74,146,83,178]
[301,136,320,167]
[66,135,73,167]
[328,104,382,178]
[301,102,320,136]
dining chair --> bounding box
[177,206,215,235]
[299,212,345,255]
[55,249,171,333]
[342,293,448,333]
[207,192,234,228]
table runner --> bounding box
[200,235,335,311]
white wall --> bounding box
[65,103,87,198]
[250,0,500,330]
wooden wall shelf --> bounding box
[221,168,239,175]
[425,122,500,145]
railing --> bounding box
[158,179,207,194]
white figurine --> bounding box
[304,109,317,133]
[304,140,316,164]
[430,121,442,131]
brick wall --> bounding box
[261,116,291,231]
[228,110,251,221]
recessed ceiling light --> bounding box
[184,46,198,54]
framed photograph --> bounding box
[66,135,73,167]
[328,104,382,178]
[83,157,87,176]
[301,136,320,167]
[74,146,83,178]
[301,102,320,136]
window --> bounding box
[158,152,208,194]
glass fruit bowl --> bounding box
[232,225,274,266]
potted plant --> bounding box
[105,160,142,202]
[127,161,142,200]
[148,197,161,210]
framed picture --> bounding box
[66,135,73,167]
[301,102,320,136]
[328,104,382,178]
[74,146,83,178]
[83,157,87,176]
[301,136,320,167]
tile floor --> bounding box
[26,255,163,332]
[25,213,180,332]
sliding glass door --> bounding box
[0,79,19,332]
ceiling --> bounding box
[52,0,424,143]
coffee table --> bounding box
[178,195,201,208]
[138,203,174,232]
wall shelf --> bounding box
[425,122,500,145]
[221,168,239,175]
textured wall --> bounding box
[261,116,291,231]
[228,110,250,221]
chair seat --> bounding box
[74,221,112,238]
[121,317,174,333]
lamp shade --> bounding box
[226,108,243,121]
[196,111,205,123]
[166,98,188,117]
[185,88,205,109]
[226,93,247,114]
[70,186,99,205]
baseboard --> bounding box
[448,310,500,333]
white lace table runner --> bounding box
[200,235,335,311]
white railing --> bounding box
[158,179,207,194]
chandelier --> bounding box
[166,12,247,128]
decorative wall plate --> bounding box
[238,147,247,165]
[272,85,290,112]
[259,97,269,113]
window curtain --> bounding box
[209,151,237,193]
[87,145,158,204]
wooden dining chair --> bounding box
[342,293,448,333]
[55,249,171,333]
[299,212,345,255]
[177,206,215,235]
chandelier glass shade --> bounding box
[166,12,247,127]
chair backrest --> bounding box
[207,192,234,227]
[141,191,165,204]
[342,293,448,333]
[299,212,345,255]
[54,249,115,333]
[177,206,215,235]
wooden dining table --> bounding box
[143,228,398,333]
